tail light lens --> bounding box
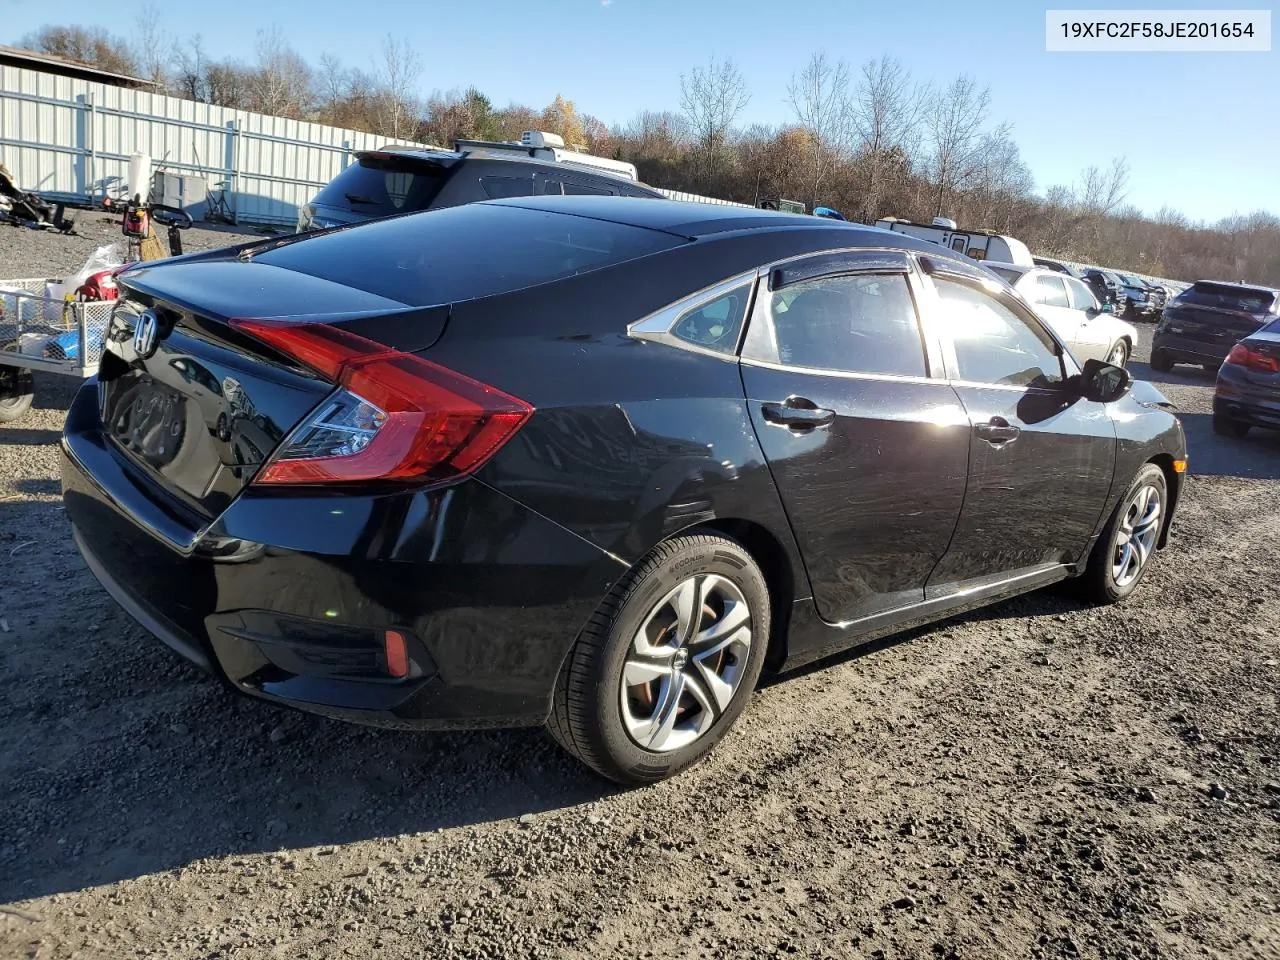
[1225,342,1280,374]
[230,318,532,485]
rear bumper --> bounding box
[61,382,625,730]
[1214,392,1280,430]
[1152,333,1227,366]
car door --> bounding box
[738,251,970,624]
[1065,276,1112,361]
[920,268,1117,594]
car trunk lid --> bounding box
[98,259,449,521]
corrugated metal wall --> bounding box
[1,65,427,226]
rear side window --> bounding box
[1178,283,1276,313]
[1034,274,1070,308]
[672,286,751,355]
[257,205,685,306]
[542,179,617,197]
[480,176,535,199]
[314,156,446,216]
[744,273,927,377]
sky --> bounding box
[6,0,1278,222]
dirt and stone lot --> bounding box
[1,219,1278,960]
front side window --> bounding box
[1065,277,1098,311]
[933,277,1063,387]
[744,272,927,378]
[671,286,751,354]
[1034,274,1070,308]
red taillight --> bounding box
[230,318,532,485]
[1225,342,1280,373]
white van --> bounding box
[874,216,1034,267]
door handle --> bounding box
[974,416,1021,446]
[761,398,836,430]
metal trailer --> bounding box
[0,279,113,422]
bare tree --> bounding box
[373,35,423,141]
[132,4,169,90]
[21,25,138,76]
[172,33,209,102]
[787,52,853,206]
[679,56,750,188]
[251,26,312,119]
[850,56,924,221]
[1075,157,1130,217]
[923,74,991,218]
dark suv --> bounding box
[297,147,665,232]
[1152,281,1280,372]
[1082,267,1128,315]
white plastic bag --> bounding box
[44,243,126,320]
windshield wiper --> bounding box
[345,193,378,205]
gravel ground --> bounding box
[2,223,1279,960]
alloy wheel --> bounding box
[1112,483,1161,588]
[1109,341,1128,366]
[620,574,752,753]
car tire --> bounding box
[0,366,34,423]
[1150,349,1173,373]
[1079,463,1167,605]
[1107,340,1130,368]
[1212,413,1250,439]
[548,533,770,785]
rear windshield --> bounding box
[258,203,685,306]
[1178,282,1276,313]
[313,156,447,216]
[986,266,1021,284]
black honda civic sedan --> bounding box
[62,197,1187,784]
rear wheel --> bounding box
[1080,464,1167,605]
[1150,349,1173,373]
[1213,412,1250,439]
[0,365,34,423]
[548,534,770,785]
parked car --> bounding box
[297,131,664,232]
[1213,316,1280,437]
[1081,267,1128,316]
[1152,281,1280,373]
[984,262,1138,367]
[1032,256,1086,279]
[62,197,1187,785]
[1115,273,1156,321]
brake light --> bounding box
[230,318,532,485]
[1225,342,1280,373]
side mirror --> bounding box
[1079,358,1132,403]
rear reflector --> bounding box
[384,629,408,678]
[230,318,532,485]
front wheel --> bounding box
[548,534,770,785]
[1079,464,1167,605]
[1107,340,1130,368]
[0,365,34,423]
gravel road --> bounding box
[2,221,1278,960]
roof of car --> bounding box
[484,195,952,248]
[1192,280,1279,294]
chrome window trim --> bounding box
[627,271,758,359]
[738,355,939,386]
